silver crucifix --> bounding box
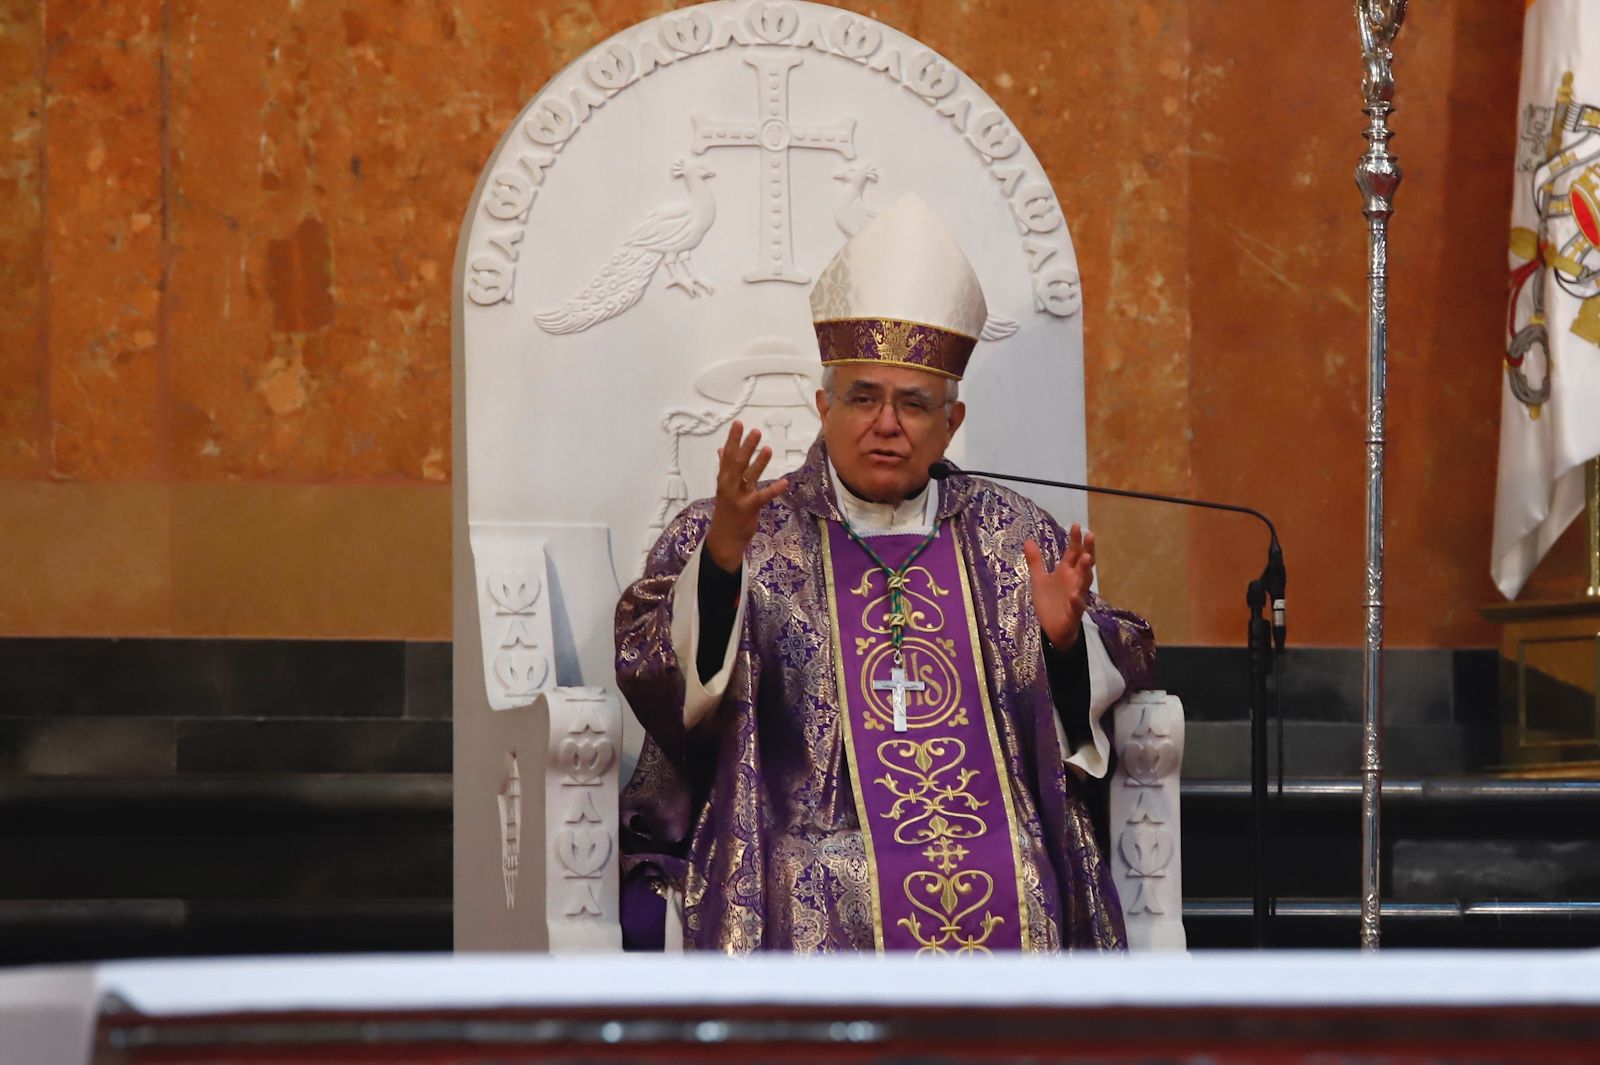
[873,665,925,733]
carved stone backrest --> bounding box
[452,0,1124,952]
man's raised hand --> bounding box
[704,421,790,573]
[1024,524,1095,650]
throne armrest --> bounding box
[540,688,624,953]
[1109,689,1187,952]
[521,687,1184,954]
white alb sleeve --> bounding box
[1058,619,1128,779]
[670,540,749,730]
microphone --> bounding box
[1265,542,1287,655]
[929,459,1287,644]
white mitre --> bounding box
[809,193,988,380]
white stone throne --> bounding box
[451,0,1184,954]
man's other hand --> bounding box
[704,421,790,572]
[1024,524,1094,650]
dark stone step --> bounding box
[0,773,451,823]
[171,719,453,773]
[0,775,452,903]
[1179,777,1600,900]
[0,639,449,720]
[1185,899,1600,949]
[0,640,1496,727]
[1393,839,1600,901]
[0,719,452,776]
[1183,721,1487,778]
[1156,646,1498,725]
[0,899,451,966]
[13,775,1593,818]
[1182,777,1600,805]
[6,894,1594,962]
[2,829,451,902]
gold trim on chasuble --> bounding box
[821,522,887,953]
[952,533,1033,952]
[820,518,1031,953]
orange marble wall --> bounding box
[0,0,1555,644]
[0,0,45,477]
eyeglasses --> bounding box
[834,389,949,428]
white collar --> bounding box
[828,461,939,537]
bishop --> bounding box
[617,194,1156,953]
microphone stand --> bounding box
[935,462,1285,949]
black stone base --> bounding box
[1,637,1595,960]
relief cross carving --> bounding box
[691,51,857,284]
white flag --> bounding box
[1493,0,1600,599]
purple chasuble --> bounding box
[823,518,1028,953]
[617,436,1149,954]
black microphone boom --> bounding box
[931,458,1287,949]
[929,459,1286,639]
[930,459,1281,554]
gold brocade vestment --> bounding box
[617,438,1154,953]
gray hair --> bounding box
[820,366,958,405]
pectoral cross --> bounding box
[873,665,925,733]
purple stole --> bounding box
[821,518,1029,953]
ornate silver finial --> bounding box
[1354,0,1406,953]
[1356,0,1406,106]
[1355,0,1407,219]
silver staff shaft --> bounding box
[1353,0,1405,952]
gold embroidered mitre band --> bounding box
[810,193,988,381]
[812,319,976,381]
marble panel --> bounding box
[1188,0,1520,648]
[1094,499,1192,645]
[170,482,449,639]
[869,0,1198,641]
[1380,2,1523,646]
[1187,1,1369,649]
[0,0,45,477]
[0,0,1544,649]
[43,0,165,479]
[162,1,514,481]
[1056,3,1195,648]
[0,481,171,636]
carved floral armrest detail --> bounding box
[541,688,623,953]
[1110,690,1187,952]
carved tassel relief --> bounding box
[498,754,522,909]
